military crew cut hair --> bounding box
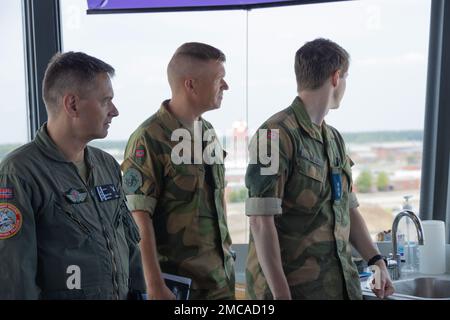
[294,38,350,91]
[42,51,115,111]
[173,42,226,62]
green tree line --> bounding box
[342,130,422,144]
[356,169,391,193]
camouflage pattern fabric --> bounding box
[121,100,235,300]
[0,124,145,299]
[245,96,362,300]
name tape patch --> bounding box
[95,184,120,202]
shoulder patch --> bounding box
[135,145,145,159]
[123,168,143,194]
[135,145,146,165]
[0,203,22,239]
[0,188,14,200]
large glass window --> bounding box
[61,0,430,243]
[247,0,430,240]
[0,0,28,161]
[61,0,248,242]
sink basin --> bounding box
[392,277,450,300]
[362,276,450,300]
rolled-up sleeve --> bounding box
[245,197,282,216]
[125,195,157,215]
[121,135,162,218]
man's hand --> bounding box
[147,282,176,300]
[371,260,395,299]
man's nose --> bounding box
[111,102,119,117]
[222,79,229,90]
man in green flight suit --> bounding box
[245,38,394,300]
[121,42,235,300]
[0,52,145,299]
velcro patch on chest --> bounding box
[64,188,88,204]
[95,184,120,202]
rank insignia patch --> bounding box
[64,188,88,204]
[0,203,22,239]
[123,168,142,194]
[0,188,14,200]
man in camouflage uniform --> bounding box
[245,38,394,300]
[0,52,145,299]
[121,42,235,300]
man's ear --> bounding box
[331,70,340,88]
[62,93,79,117]
[184,78,196,95]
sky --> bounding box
[0,0,431,144]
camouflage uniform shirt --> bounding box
[121,101,235,299]
[245,97,362,300]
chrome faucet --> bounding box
[391,210,424,279]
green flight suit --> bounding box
[0,124,145,299]
[245,97,362,300]
[121,100,235,300]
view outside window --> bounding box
[0,0,28,161]
[247,0,430,241]
[61,0,430,244]
[61,0,248,242]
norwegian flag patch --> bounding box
[135,146,145,158]
[0,188,13,200]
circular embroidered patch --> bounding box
[123,168,143,194]
[0,203,23,240]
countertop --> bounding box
[361,271,450,300]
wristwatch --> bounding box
[367,254,387,266]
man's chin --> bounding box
[202,104,221,113]
[213,101,223,109]
[96,130,108,140]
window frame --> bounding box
[23,0,450,243]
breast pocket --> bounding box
[53,202,92,243]
[285,155,325,214]
[37,201,101,292]
[165,163,198,202]
[114,200,141,245]
[111,200,133,283]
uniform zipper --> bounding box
[87,182,121,300]
[71,162,121,300]
[55,203,91,235]
[64,210,91,235]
